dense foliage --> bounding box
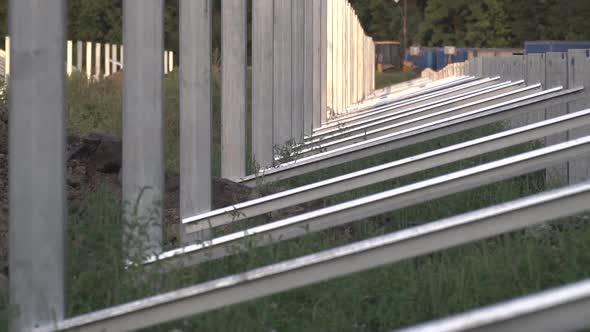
[351,0,590,48]
[0,0,589,52]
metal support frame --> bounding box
[179,0,212,243]
[9,0,67,330]
[311,78,509,138]
[221,0,247,178]
[237,87,584,186]
[153,135,590,267]
[252,0,275,167]
[329,76,477,122]
[37,181,590,332]
[394,279,590,332]
[182,109,590,233]
[303,81,524,146]
[320,77,486,130]
[297,85,543,154]
[122,0,165,257]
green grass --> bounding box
[2,71,590,332]
[375,71,419,90]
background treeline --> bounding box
[0,0,589,53]
[351,0,590,48]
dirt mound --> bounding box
[0,130,256,271]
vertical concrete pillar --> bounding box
[76,40,83,71]
[545,52,569,187]
[303,0,314,137]
[95,42,101,79]
[9,0,67,330]
[526,54,546,87]
[567,49,590,184]
[252,0,274,167]
[221,0,247,178]
[320,0,328,125]
[499,56,515,81]
[104,43,111,77]
[273,0,292,147]
[510,55,525,82]
[336,0,343,114]
[291,0,304,142]
[112,44,118,73]
[85,41,92,79]
[325,0,333,120]
[313,0,324,129]
[523,54,546,126]
[180,0,212,243]
[66,40,73,76]
[122,0,165,257]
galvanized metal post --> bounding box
[291,0,304,142]
[568,49,590,183]
[524,54,546,126]
[303,0,314,137]
[314,0,325,128]
[273,0,293,147]
[122,0,165,258]
[221,0,247,178]
[325,0,332,121]
[252,0,274,167]
[179,0,212,243]
[545,52,569,187]
[8,0,67,331]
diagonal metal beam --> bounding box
[238,87,585,186]
[160,135,590,267]
[182,109,590,233]
[318,77,492,131]
[301,82,530,148]
[321,76,479,126]
[38,180,590,332]
[393,279,590,332]
[308,80,515,140]
[298,85,546,155]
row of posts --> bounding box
[2,36,174,80]
[8,0,376,331]
[429,51,590,188]
[248,0,376,175]
[326,0,375,118]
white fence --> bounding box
[1,36,175,80]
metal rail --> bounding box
[161,135,590,266]
[394,279,590,332]
[317,77,493,132]
[298,85,545,155]
[309,79,514,139]
[303,81,527,146]
[238,87,584,186]
[39,180,590,332]
[320,76,479,126]
[315,78,505,135]
[182,109,590,233]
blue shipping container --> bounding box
[525,40,590,54]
